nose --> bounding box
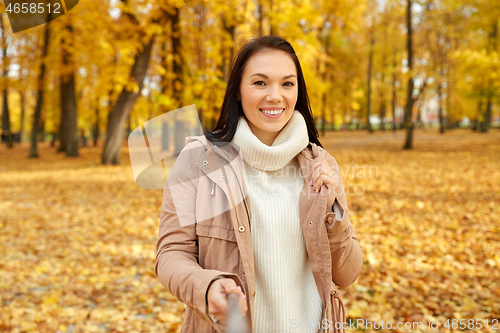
[266,85,283,102]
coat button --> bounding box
[330,289,337,296]
[238,226,245,232]
[221,176,225,181]
[327,217,333,224]
[202,160,208,166]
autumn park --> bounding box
[0,0,499,332]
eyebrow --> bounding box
[250,73,297,79]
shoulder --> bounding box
[174,135,212,166]
[168,136,207,181]
[183,135,208,153]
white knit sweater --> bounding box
[231,110,323,333]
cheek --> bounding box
[282,90,298,105]
[245,94,259,106]
[242,93,262,116]
[247,90,262,104]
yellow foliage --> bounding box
[1,129,499,332]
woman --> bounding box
[155,35,363,333]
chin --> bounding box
[263,122,287,133]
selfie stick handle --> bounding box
[227,291,248,333]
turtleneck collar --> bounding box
[231,110,309,171]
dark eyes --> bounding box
[253,81,295,87]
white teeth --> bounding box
[260,108,285,115]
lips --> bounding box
[259,107,285,115]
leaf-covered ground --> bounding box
[1,128,499,333]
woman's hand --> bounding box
[309,159,341,209]
[207,278,247,326]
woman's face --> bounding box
[238,49,298,146]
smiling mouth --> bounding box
[259,108,285,115]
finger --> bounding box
[210,288,229,316]
[317,173,336,188]
[223,284,247,317]
[312,165,331,191]
[221,281,243,309]
[208,280,234,317]
[228,286,247,314]
[238,288,247,314]
[221,280,239,295]
[221,281,246,299]
[316,174,338,193]
[233,286,247,314]
[227,290,247,317]
[310,161,328,190]
[315,174,327,192]
[310,160,327,178]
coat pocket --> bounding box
[196,223,237,243]
[195,222,239,274]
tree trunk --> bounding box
[481,20,498,133]
[19,91,25,142]
[366,33,374,133]
[330,106,336,131]
[391,56,397,132]
[161,122,170,151]
[474,101,482,132]
[60,23,79,157]
[403,0,414,150]
[51,132,57,147]
[102,36,155,164]
[174,118,186,154]
[258,0,263,36]
[379,91,386,131]
[170,7,182,105]
[320,92,326,136]
[57,107,66,152]
[481,99,492,132]
[435,31,445,134]
[127,114,132,137]
[269,0,274,36]
[160,40,170,150]
[341,106,347,131]
[220,23,236,83]
[1,88,11,147]
[416,99,424,130]
[0,14,12,148]
[438,81,445,134]
[225,25,236,76]
[160,41,171,97]
[168,7,186,153]
[93,97,100,147]
[29,17,51,158]
[379,32,387,131]
[194,6,206,132]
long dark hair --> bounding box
[205,35,323,148]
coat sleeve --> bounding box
[322,153,363,289]
[154,143,242,328]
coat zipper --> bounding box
[207,139,252,231]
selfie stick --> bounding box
[227,291,249,333]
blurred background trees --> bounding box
[0,0,498,163]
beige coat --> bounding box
[155,135,363,333]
